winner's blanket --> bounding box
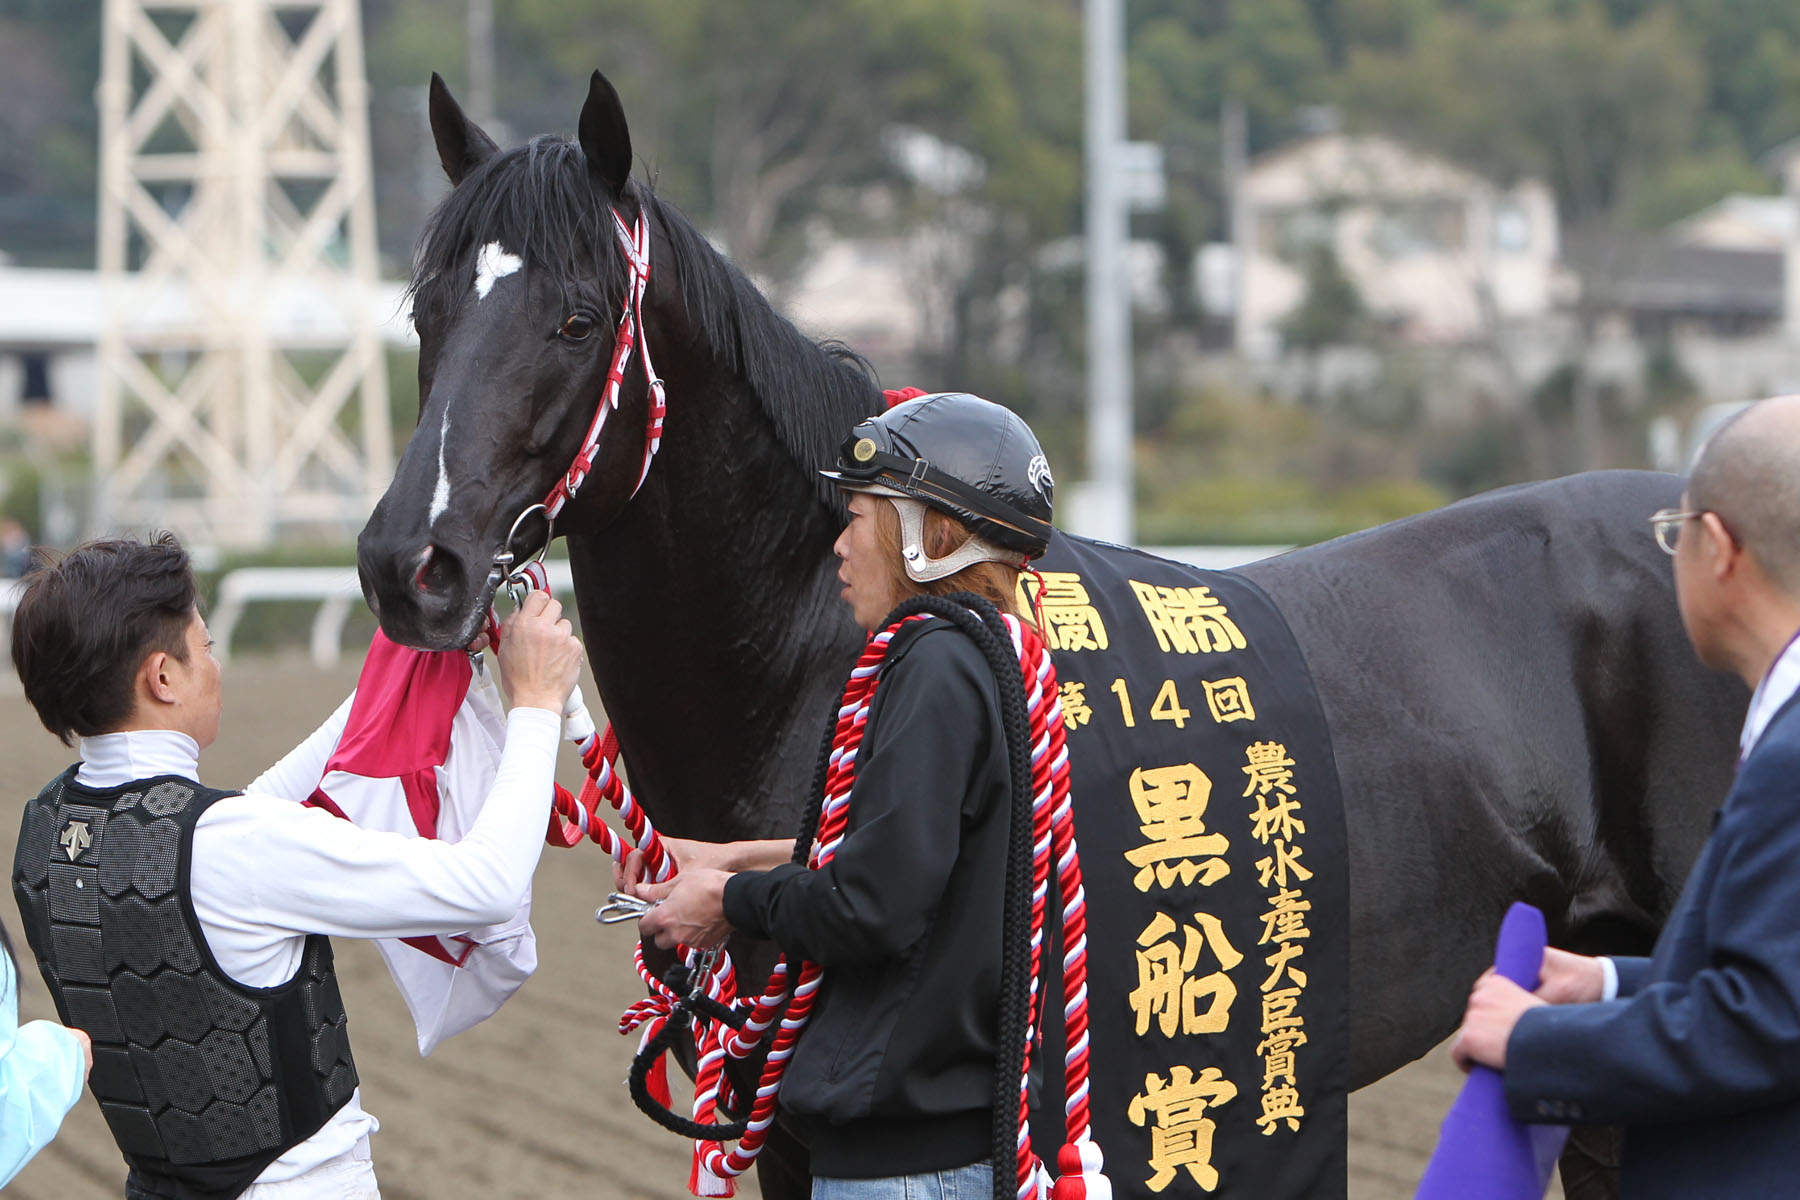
[1028,532,1348,1199]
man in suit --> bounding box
[1452,393,1800,1197]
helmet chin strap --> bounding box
[889,497,1011,583]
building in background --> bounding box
[1232,134,1562,357]
[1566,233,1784,341]
[1671,192,1794,251]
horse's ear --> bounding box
[429,72,500,186]
[577,70,633,198]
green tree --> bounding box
[1341,3,1709,227]
[0,3,101,264]
[1281,244,1364,352]
[500,0,1039,281]
[1667,0,1800,155]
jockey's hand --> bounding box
[1533,947,1607,1005]
[616,835,703,893]
[465,630,491,655]
[614,839,795,891]
[1451,970,1544,1073]
[497,590,582,713]
[635,869,733,951]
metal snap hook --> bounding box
[596,891,657,924]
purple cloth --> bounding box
[1414,903,1567,1199]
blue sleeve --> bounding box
[1613,956,1653,998]
[1505,744,1800,1125]
[0,954,87,1186]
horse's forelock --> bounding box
[409,136,628,325]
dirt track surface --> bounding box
[0,658,1559,1200]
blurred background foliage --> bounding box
[1,0,1796,553]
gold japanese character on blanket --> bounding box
[1128,1065,1241,1192]
[1130,581,1248,655]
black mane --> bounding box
[410,133,882,514]
[652,196,883,514]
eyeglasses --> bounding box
[1649,508,1703,556]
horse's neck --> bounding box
[570,371,863,844]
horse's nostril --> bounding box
[412,544,461,597]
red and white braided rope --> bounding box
[539,607,1105,1199]
[1005,615,1105,1200]
[541,711,763,1183]
[497,575,757,1182]
[689,612,1106,1199]
[687,615,929,1189]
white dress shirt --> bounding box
[74,702,561,1184]
[1740,630,1800,763]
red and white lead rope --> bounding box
[534,606,1106,1200]
[534,654,749,1165]
[683,612,1107,1200]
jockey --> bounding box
[630,392,1056,1200]
[8,534,582,1200]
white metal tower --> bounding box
[94,0,392,546]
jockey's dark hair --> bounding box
[409,133,880,522]
[11,532,197,746]
[792,592,1035,1200]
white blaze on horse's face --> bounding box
[434,239,521,526]
[429,406,453,526]
[474,241,522,300]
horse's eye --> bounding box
[560,313,596,342]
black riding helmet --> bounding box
[820,393,1055,561]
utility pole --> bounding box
[1223,96,1249,355]
[1076,0,1133,545]
[94,0,392,546]
[1786,152,1800,347]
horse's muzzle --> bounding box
[357,538,488,651]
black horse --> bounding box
[357,72,1747,1197]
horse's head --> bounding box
[359,71,658,649]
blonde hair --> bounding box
[872,500,1026,621]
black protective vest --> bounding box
[13,769,358,1200]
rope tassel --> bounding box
[1050,1142,1111,1200]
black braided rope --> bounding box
[629,594,1038,1191]
[627,961,752,1139]
[877,593,1038,1200]
[789,698,840,867]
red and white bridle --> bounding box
[543,206,666,520]
[488,207,663,601]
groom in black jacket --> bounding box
[1452,394,1800,1199]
